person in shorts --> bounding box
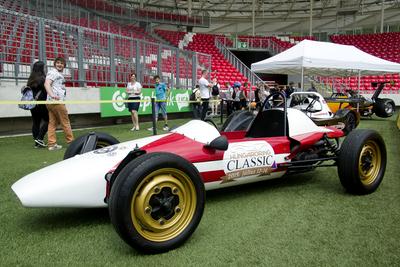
[210,77,220,116]
[126,72,142,131]
[149,75,170,131]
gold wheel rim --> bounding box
[358,140,381,186]
[131,168,197,242]
[97,141,111,148]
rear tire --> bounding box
[374,98,395,118]
[108,152,205,254]
[338,129,386,195]
[64,132,119,159]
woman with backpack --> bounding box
[210,77,220,116]
[27,61,48,148]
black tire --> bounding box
[374,98,396,118]
[108,152,205,254]
[64,132,120,159]
[337,129,386,195]
[342,111,357,135]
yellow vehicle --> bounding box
[325,82,396,118]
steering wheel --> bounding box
[261,92,286,110]
[305,98,317,112]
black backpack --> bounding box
[190,92,196,101]
[190,88,198,101]
[211,84,219,96]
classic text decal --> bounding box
[221,141,276,183]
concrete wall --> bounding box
[0,81,100,118]
[1,80,399,119]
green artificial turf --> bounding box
[0,115,399,266]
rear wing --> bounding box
[371,82,389,100]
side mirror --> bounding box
[204,135,228,151]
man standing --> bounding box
[199,70,212,120]
[285,81,296,97]
[44,57,74,151]
[149,75,170,131]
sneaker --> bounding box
[163,125,169,131]
[35,139,47,148]
[48,144,63,151]
[135,126,140,131]
[130,127,136,131]
[147,127,154,131]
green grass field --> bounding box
[1,116,399,266]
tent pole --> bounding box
[301,67,304,91]
[357,70,361,112]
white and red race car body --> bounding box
[12,108,343,208]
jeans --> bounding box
[201,98,209,120]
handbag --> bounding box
[18,86,41,110]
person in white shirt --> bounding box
[126,73,142,131]
[198,69,212,120]
[44,57,74,151]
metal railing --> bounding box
[215,37,263,86]
[214,36,287,55]
[0,8,211,89]
[23,0,210,28]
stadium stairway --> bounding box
[155,29,251,88]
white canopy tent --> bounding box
[251,40,400,89]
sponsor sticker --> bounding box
[93,145,118,155]
[221,141,277,183]
[93,145,129,155]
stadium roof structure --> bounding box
[116,0,400,35]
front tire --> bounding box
[338,129,386,194]
[64,132,119,159]
[108,152,205,254]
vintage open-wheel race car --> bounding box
[325,82,396,118]
[12,92,387,254]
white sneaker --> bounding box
[163,125,169,131]
[34,139,47,148]
[130,127,136,131]
[48,144,62,151]
[147,127,154,131]
[135,126,140,131]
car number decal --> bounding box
[221,141,277,183]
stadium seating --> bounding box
[330,33,400,92]
[155,29,186,47]
[186,33,250,87]
[155,30,250,88]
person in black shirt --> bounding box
[285,81,295,98]
[27,61,48,148]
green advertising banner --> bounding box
[100,87,192,117]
